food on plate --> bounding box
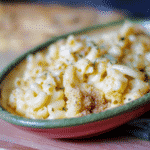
[1,21,150,119]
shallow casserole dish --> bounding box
[1,19,150,138]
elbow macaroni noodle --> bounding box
[2,21,150,119]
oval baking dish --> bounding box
[1,19,150,138]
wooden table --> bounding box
[1,3,150,150]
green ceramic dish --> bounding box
[1,19,150,138]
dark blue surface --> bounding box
[126,114,150,141]
[1,0,150,18]
[34,0,150,18]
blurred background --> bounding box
[0,0,149,70]
[1,0,150,18]
[37,0,150,18]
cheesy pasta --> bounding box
[2,21,150,119]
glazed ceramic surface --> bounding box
[1,19,150,138]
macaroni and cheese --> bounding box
[1,21,150,119]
